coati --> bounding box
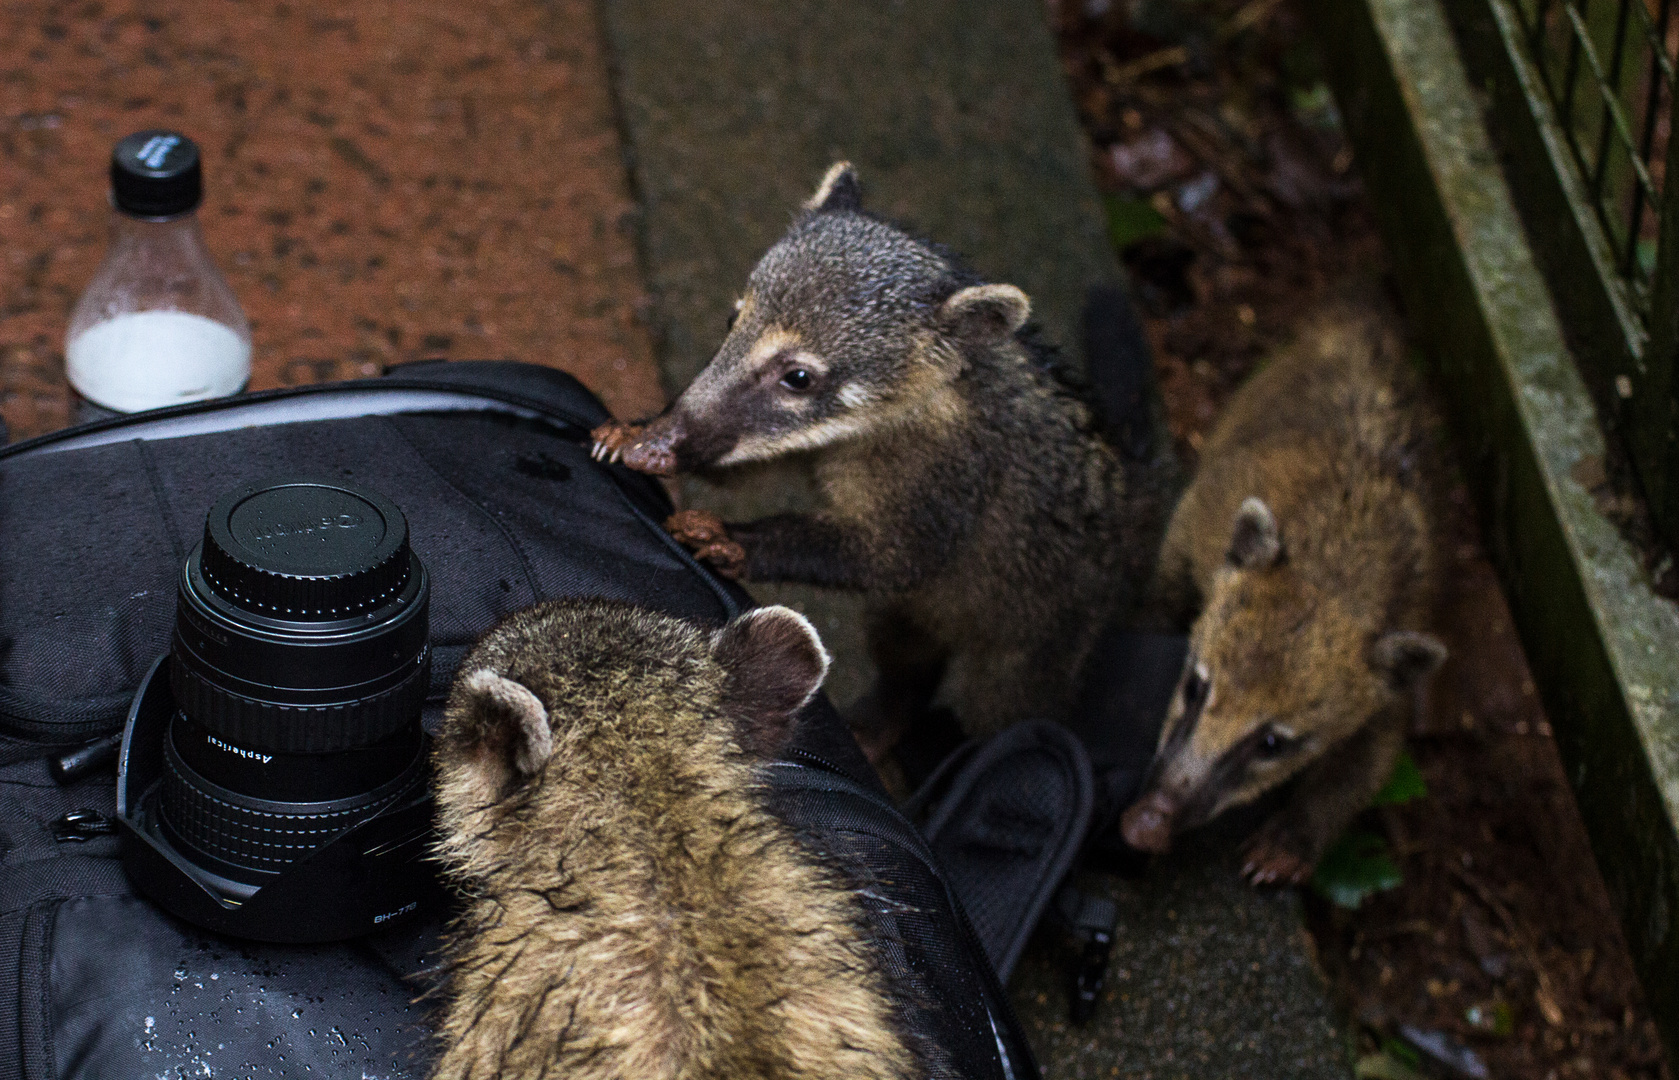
[1120,302,1448,886]
[591,163,1129,754]
[428,597,919,1080]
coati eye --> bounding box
[1255,725,1295,759]
[1181,664,1210,710]
[780,368,814,392]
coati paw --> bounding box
[1240,829,1314,887]
[665,510,747,579]
[589,420,645,464]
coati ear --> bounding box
[1227,497,1283,568]
[938,284,1032,343]
[452,669,554,795]
[713,606,831,759]
[1370,630,1448,692]
[805,162,862,214]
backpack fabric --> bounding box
[0,362,1038,1079]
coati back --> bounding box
[429,599,919,1080]
[592,164,1129,754]
[1122,302,1448,884]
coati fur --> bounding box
[1120,301,1448,885]
[429,598,919,1080]
[591,163,1129,754]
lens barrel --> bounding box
[159,477,430,891]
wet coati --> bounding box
[429,597,919,1080]
[591,163,1129,755]
[1120,301,1448,885]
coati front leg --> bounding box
[666,509,747,579]
[1241,712,1406,885]
[666,508,954,593]
[667,500,970,762]
[849,603,949,766]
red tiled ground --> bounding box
[1,0,662,441]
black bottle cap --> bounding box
[111,130,202,218]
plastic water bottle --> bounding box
[66,131,251,418]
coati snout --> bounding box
[1122,498,1446,859]
[600,162,1032,475]
[1127,300,1447,885]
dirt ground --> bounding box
[0,0,662,443]
[1048,1,1672,1076]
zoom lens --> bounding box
[159,477,430,895]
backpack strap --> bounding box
[765,753,1040,1080]
[911,721,1096,983]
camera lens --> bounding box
[159,477,430,895]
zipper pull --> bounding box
[52,808,117,843]
[1053,884,1119,1025]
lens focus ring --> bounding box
[160,733,424,869]
[170,648,430,753]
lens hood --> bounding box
[118,658,437,942]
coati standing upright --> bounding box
[591,163,1130,755]
[1121,301,1449,885]
[429,598,919,1080]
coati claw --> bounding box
[666,510,747,579]
[1240,830,1313,886]
[589,420,645,464]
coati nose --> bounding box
[1120,789,1178,853]
[622,418,684,476]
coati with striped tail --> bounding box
[429,598,919,1080]
[1121,301,1448,885]
[591,163,1129,757]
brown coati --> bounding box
[428,597,919,1080]
[590,163,1129,755]
[1120,301,1448,886]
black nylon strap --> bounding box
[765,759,1041,1080]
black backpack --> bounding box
[0,362,1037,1080]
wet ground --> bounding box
[1050,1,1671,1076]
[0,0,662,442]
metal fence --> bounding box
[1476,0,1679,550]
[1515,0,1673,312]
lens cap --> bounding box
[202,479,411,620]
[111,130,202,218]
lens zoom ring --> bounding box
[170,653,429,753]
[160,747,413,868]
